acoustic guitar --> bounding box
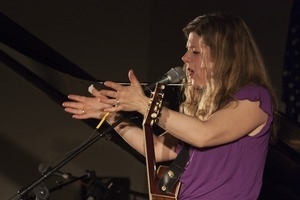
[142,83,180,200]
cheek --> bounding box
[194,67,211,86]
[198,68,207,80]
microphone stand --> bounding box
[49,174,87,193]
[13,112,134,200]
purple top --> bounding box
[178,85,273,200]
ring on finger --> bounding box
[115,99,120,107]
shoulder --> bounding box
[234,85,273,116]
[234,85,271,100]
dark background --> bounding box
[0,0,295,199]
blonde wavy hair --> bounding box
[180,13,277,123]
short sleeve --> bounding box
[234,85,273,117]
[234,85,274,137]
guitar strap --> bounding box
[157,144,190,193]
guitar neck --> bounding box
[143,84,179,200]
[144,124,161,196]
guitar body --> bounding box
[149,166,180,200]
[147,166,181,200]
[143,84,180,200]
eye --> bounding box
[192,48,200,54]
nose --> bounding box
[182,52,190,63]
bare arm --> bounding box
[63,84,178,162]
[156,100,267,148]
[100,70,268,148]
[107,114,178,162]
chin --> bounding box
[192,82,206,90]
[191,80,199,87]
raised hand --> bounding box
[62,85,112,119]
[99,69,150,115]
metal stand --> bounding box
[10,113,133,200]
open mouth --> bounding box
[187,68,194,77]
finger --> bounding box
[63,107,75,114]
[62,101,82,109]
[88,84,95,94]
[99,97,119,106]
[88,84,103,97]
[103,81,123,92]
[103,106,120,113]
[128,69,141,86]
[99,89,118,99]
[64,107,84,115]
[71,113,90,119]
[67,94,86,102]
[72,115,86,119]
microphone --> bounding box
[38,163,72,180]
[94,67,185,94]
[143,66,185,92]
